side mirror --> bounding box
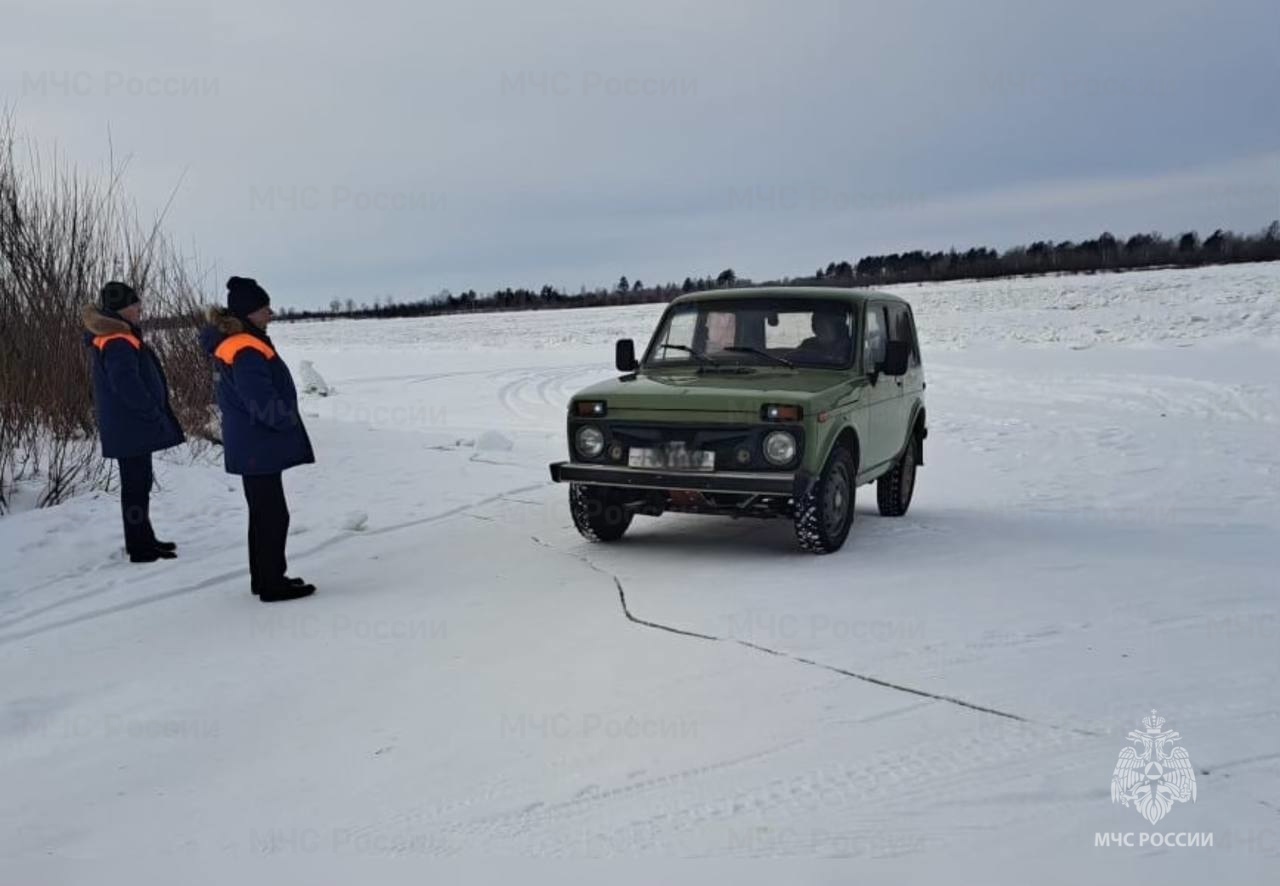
[878,341,910,377]
[615,338,638,372]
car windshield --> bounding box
[645,299,855,369]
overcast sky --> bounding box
[4,0,1278,307]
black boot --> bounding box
[258,580,316,603]
[152,539,178,552]
[129,547,178,563]
[251,576,307,596]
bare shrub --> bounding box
[0,113,214,512]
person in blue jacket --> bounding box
[83,282,186,562]
[201,276,316,602]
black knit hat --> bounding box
[226,276,270,319]
[99,281,140,312]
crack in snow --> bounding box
[530,535,1100,737]
[615,574,1102,737]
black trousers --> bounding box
[118,454,156,555]
[241,473,290,589]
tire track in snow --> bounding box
[495,363,608,426]
[346,735,811,854]
[526,725,1076,856]
[333,367,496,387]
[406,696,1084,855]
[0,482,551,646]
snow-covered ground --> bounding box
[2,263,1279,883]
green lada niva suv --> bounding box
[549,287,927,553]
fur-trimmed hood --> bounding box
[82,303,136,337]
[205,306,246,335]
[201,306,275,358]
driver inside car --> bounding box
[795,311,852,362]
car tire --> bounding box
[793,445,856,554]
[877,432,918,517]
[569,483,633,542]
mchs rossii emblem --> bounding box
[1111,710,1197,825]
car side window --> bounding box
[886,303,921,367]
[863,304,886,372]
[652,307,698,360]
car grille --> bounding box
[570,420,802,471]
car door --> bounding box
[885,301,923,451]
[859,301,900,476]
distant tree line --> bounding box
[804,222,1280,286]
[278,222,1280,322]
[279,268,743,322]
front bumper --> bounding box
[549,461,807,497]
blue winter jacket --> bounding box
[199,309,315,476]
[82,305,186,459]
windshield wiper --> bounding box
[658,343,720,366]
[724,346,794,369]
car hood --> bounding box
[573,368,848,418]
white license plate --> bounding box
[628,444,715,472]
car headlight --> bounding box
[575,425,606,458]
[763,430,797,466]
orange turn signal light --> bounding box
[574,400,607,417]
[761,404,802,422]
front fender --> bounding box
[804,402,869,475]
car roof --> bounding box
[669,286,907,307]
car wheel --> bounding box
[877,433,918,517]
[569,483,634,542]
[794,446,856,554]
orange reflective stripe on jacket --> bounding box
[214,333,277,365]
[92,333,142,350]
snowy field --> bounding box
[2,263,1279,883]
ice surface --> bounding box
[1,263,1278,881]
